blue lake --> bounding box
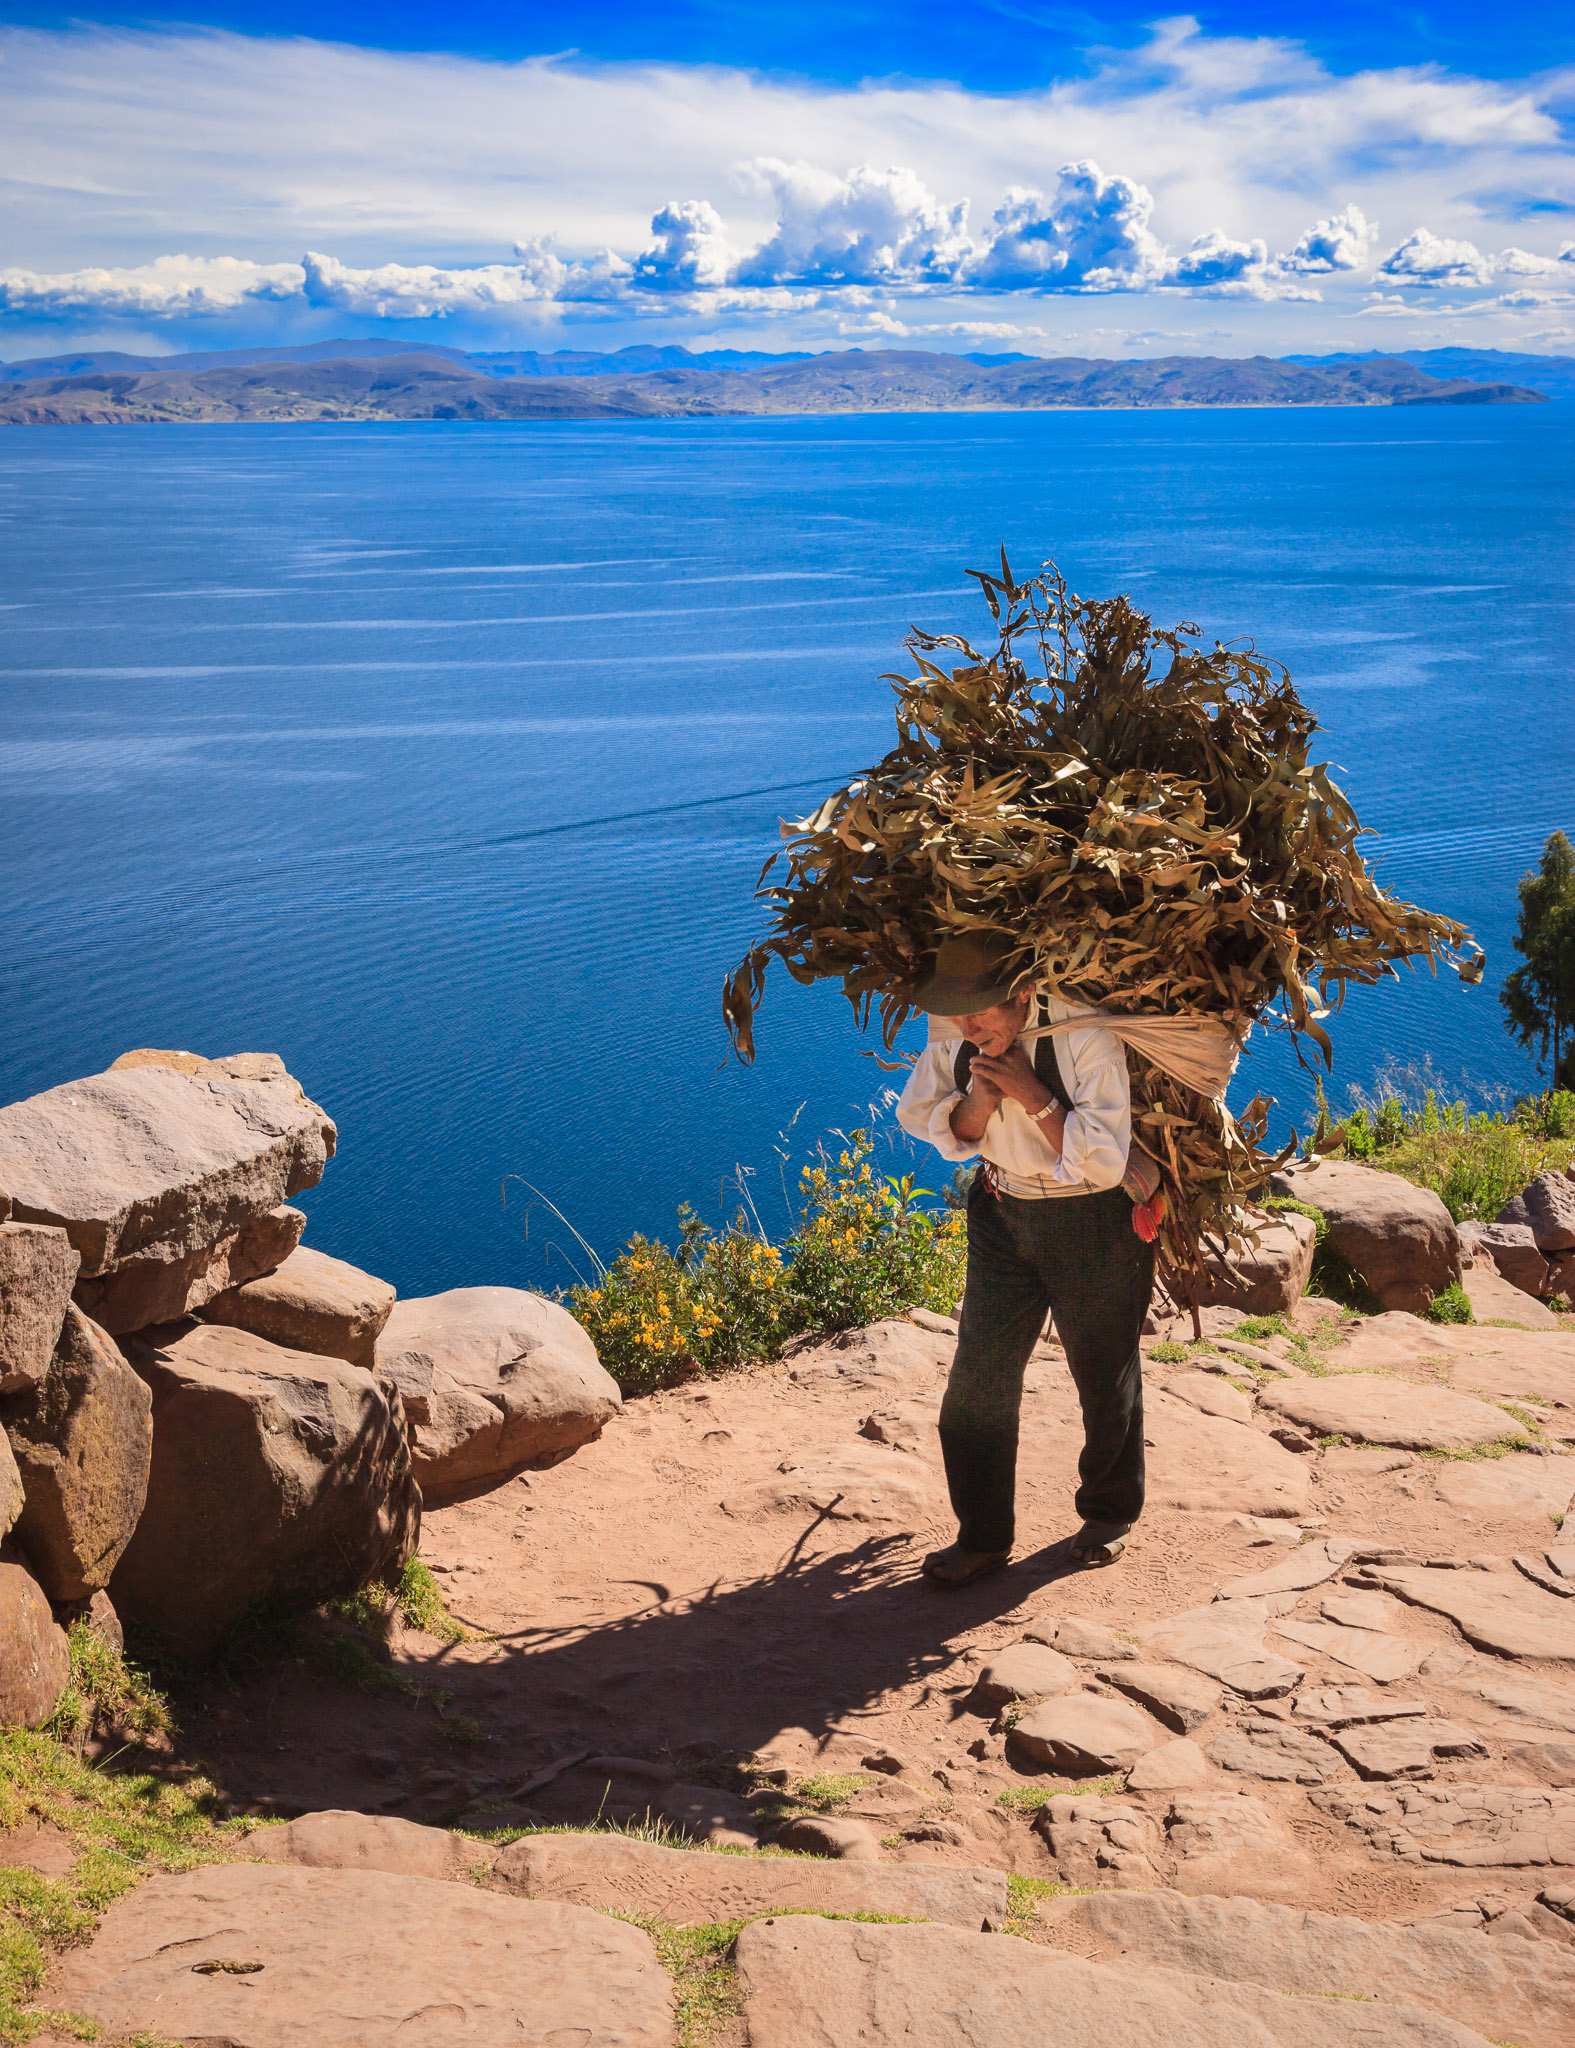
[2,407,1571,1298]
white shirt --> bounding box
[895,991,1132,1198]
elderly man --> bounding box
[896,932,1154,1584]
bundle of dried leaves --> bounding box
[724,554,1481,1300]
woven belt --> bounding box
[978,1162,1089,1200]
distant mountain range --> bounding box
[1285,347,1575,406]
[0,343,1559,425]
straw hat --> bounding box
[907,933,1029,1016]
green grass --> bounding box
[614,1909,929,2047]
[0,1708,242,2045]
[995,1776,1124,1814]
[1425,1282,1473,1326]
[617,1917,744,2048]
[791,1774,867,1814]
[1003,1874,1089,1937]
[325,1556,472,1647]
[1231,1314,1290,1341]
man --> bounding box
[896,932,1153,1584]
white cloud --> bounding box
[968,163,1165,291]
[631,202,735,291]
[0,22,1570,352]
[1378,228,1495,287]
[299,246,576,318]
[1279,203,1377,273]
[732,160,971,286]
[0,253,302,319]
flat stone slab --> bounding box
[1136,1613,1305,1698]
[1330,1718,1486,1781]
[1292,1688,1428,1727]
[492,1829,1006,1929]
[1163,1369,1253,1424]
[972,1642,1077,1706]
[1259,1374,1527,1452]
[1437,1664,1575,1735]
[1463,1264,1560,1328]
[1273,1618,1425,1684]
[51,1859,672,2048]
[1365,1565,1575,1661]
[1433,1455,1575,1521]
[1145,1395,1310,1517]
[1008,1693,1162,1773]
[1048,1886,1575,2048]
[203,1242,396,1369]
[1208,1725,1346,1784]
[1319,1590,1405,1632]
[735,1909,1497,2048]
[1126,1738,1212,1791]
[1097,1660,1221,1733]
[0,1062,334,1275]
[1215,1538,1352,1602]
[245,1810,491,1884]
[1311,1781,1575,1866]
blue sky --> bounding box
[1,2,1570,360]
[8,0,1568,84]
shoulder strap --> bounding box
[1034,1032,1074,1112]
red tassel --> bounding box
[1132,1190,1166,1242]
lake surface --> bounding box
[3,408,1571,1298]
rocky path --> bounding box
[56,1294,1574,2047]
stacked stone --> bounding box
[0,1048,622,1719]
[1463,1168,1575,1305]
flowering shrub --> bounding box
[570,1130,967,1396]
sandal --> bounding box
[1068,1521,1133,1568]
[922,1542,1012,1587]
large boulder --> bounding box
[1197,1211,1316,1315]
[1268,1159,1459,1313]
[0,1221,80,1392]
[1499,1171,1575,1252]
[75,1204,305,1337]
[202,1243,395,1370]
[0,1560,70,1728]
[0,1426,22,1540]
[0,1305,152,1603]
[110,1321,418,1659]
[375,1287,620,1506]
[1472,1221,1551,1299]
[0,1057,334,1277]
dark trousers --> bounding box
[939,1180,1154,1553]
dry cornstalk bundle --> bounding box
[724,553,1482,1301]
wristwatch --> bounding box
[1031,1098,1059,1122]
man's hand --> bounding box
[969,1045,1052,1114]
[949,1069,1002,1144]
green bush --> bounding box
[571,1129,967,1396]
[1323,1065,1575,1224]
[1425,1282,1473,1325]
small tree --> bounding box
[1501,830,1575,1089]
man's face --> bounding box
[949,993,1029,1057]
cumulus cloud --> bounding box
[968,162,1164,291]
[1279,204,1377,273]
[0,253,302,319]
[631,201,734,291]
[299,245,580,318]
[732,160,971,286]
[1378,228,1494,287]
